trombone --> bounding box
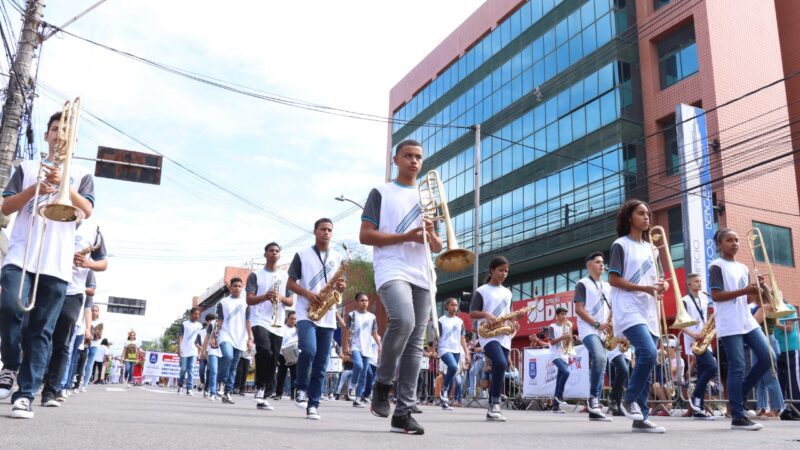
[747,227,791,379]
[16,98,84,312]
[418,170,475,338]
[270,280,283,328]
[649,225,697,399]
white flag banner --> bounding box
[522,345,590,399]
[143,351,200,379]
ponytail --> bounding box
[484,256,510,284]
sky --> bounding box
[0,0,485,352]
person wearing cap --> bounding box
[547,306,574,413]
[573,251,613,422]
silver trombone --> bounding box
[15,98,84,312]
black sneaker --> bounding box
[370,382,391,418]
[0,369,17,400]
[10,398,33,419]
[632,419,666,433]
[41,394,60,408]
[589,412,612,422]
[411,405,423,414]
[692,410,715,420]
[731,416,763,430]
[390,414,424,435]
[620,401,644,421]
[353,399,365,408]
[780,409,800,421]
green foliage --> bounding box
[158,308,192,354]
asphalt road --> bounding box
[1,386,799,449]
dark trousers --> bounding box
[235,357,250,393]
[609,355,630,406]
[42,294,84,397]
[92,361,103,382]
[779,350,800,409]
[276,354,297,398]
[253,326,283,394]
[74,348,88,388]
[199,358,207,387]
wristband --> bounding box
[593,321,601,329]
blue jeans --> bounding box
[720,328,773,420]
[453,373,464,403]
[218,342,243,394]
[622,324,658,420]
[582,334,607,399]
[467,356,484,396]
[61,333,83,390]
[206,355,219,395]
[362,364,376,398]
[0,265,69,402]
[609,354,630,405]
[82,346,99,387]
[552,358,570,401]
[350,350,371,398]
[199,359,207,389]
[179,356,196,389]
[692,348,718,405]
[296,320,333,408]
[753,334,784,411]
[440,352,460,399]
[124,361,136,383]
[483,341,508,404]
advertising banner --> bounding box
[143,351,199,379]
[522,345,590,399]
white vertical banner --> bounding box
[676,104,715,286]
[521,346,590,399]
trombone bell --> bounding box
[419,170,475,273]
[39,203,84,222]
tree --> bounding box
[158,308,191,353]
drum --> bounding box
[280,342,299,366]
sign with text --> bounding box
[95,146,162,185]
[522,346,590,399]
[143,351,199,379]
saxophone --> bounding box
[478,304,535,338]
[691,312,716,355]
[307,251,349,322]
[602,310,630,352]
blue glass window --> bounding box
[659,25,699,89]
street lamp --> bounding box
[334,195,364,210]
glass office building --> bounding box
[389,0,645,307]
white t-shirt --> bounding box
[548,322,574,361]
[708,258,760,338]
[472,283,513,350]
[288,245,345,329]
[347,310,377,354]
[367,339,379,366]
[94,345,108,363]
[204,321,222,358]
[216,295,250,351]
[608,236,660,338]
[90,320,103,348]
[362,182,430,291]
[67,223,106,295]
[438,314,465,355]
[573,276,611,340]
[179,320,203,357]
[2,160,95,282]
[280,325,298,350]
[682,292,711,353]
[245,268,289,335]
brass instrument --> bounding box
[603,309,629,351]
[209,320,220,349]
[561,321,574,356]
[649,226,698,329]
[77,226,102,256]
[691,312,716,355]
[478,304,535,338]
[15,98,84,312]
[270,280,283,328]
[418,170,475,338]
[307,246,350,322]
[747,228,792,319]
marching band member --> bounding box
[342,292,381,408]
[573,251,612,421]
[607,340,631,416]
[681,273,717,420]
[215,277,254,404]
[548,306,573,414]
[469,256,513,423]
[287,218,346,420]
[607,199,667,433]
[709,228,773,431]
[360,139,441,435]
[246,242,292,411]
[437,298,469,411]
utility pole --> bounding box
[0,0,43,219]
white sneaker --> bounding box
[587,396,603,415]
[79,387,87,393]
[632,419,666,433]
[295,390,309,409]
[257,399,274,411]
[10,398,33,419]
[209,395,219,402]
[0,369,18,399]
[306,406,321,420]
[486,403,506,422]
[254,389,265,402]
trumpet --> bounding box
[15,98,84,312]
[418,170,475,338]
[270,280,283,328]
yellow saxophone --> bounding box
[307,250,350,322]
[691,313,716,355]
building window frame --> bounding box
[657,25,699,90]
[752,221,795,267]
